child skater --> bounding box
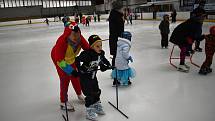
[159,14,170,48]
[169,7,206,72]
[199,26,215,75]
[112,31,135,86]
[51,22,89,111]
[76,35,112,120]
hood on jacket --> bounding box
[62,22,81,38]
[117,37,131,47]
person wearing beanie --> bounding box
[109,0,124,85]
[76,35,112,120]
[51,22,90,111]
[169,10,206,72]
[112,31,136,86]
[199,26,215,75]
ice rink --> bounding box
[0,20,215,121]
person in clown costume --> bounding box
[51,22,90,111]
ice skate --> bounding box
[77,94,85,102]
[184,64,190,69]
[206,68,212,73]
[112,79,120,87]
[199,68,208,75]
[93,101,105,115]
[60,102,75,112]
[177,65,189,72]
[86,106,98,121]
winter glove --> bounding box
[57,60,74,75]
[127,56,133,63]
[100,65,109,72]
[71,70,79,77]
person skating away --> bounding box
[82,16,86,26]
[159,14,170,49]
[112,31,135,86]
[199,26,215,75]
[129,13,133,25]
[86,16,90,27]
[76,35,112,120]
[169,7,206,72]
[51,22,90,111]
[44,18,49,26]
[171,9,177,23]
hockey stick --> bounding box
[108,67,129,119]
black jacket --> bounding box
[76,49,111,76]
[159,20,170,34]
[170,18,204,45]
[109,9,124,55]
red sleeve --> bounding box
[80,35,90,50]
[52,35,68,62]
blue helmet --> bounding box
[121,31,132,41]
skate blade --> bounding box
[60,106,75,112]
[177,69,189,73]
[112,84,130,87]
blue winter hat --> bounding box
[121,31,132,41]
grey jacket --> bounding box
[115,37,131,70]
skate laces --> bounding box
[88,108,96,117]
[94,103,102,111]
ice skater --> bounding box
[76,35,112,120]
[159,14,170,48]
[51,22,89,111]
[44,18,49,26]
[109,0,124,86]
[111,31,135,86]
[199,26,215,75]
[169,7,206,72]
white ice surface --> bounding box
[0,20,215,121]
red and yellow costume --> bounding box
[51,22,89,102]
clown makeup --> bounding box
[91,41,102,54]
[69,31,80,42]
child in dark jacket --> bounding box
[159,14,170,48]
[76,35,112,121]
[199,26,215,75]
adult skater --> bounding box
[76,35,112,120]
[169,7,206,72]
[109,0,124,86]
[171,9,177,23]
[51,22,90,111]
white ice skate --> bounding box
[177,65,189,73]
[93,101,105,115]
[77,94,85,102]
[86,106,98,121]
[60,102,75,112]
[184,64,190,69]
